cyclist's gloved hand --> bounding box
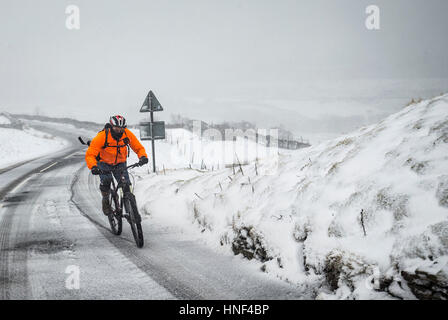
[91,166,101,175]
[139,156,148,166]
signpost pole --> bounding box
[150,110,156,173]
[139,90,165,174]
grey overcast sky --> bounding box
[0,0,447,138]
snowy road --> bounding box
[0,123,309,300]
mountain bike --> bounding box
[78,137,144,248]
[100,162,144,248]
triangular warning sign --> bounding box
[140,91,163,112]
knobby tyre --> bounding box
[108,191,122,235]
[126,194,144,248]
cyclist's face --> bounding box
[112,125,125,133]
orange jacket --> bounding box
[85,127,148,169]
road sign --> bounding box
[140,91,163,112]
[139,90,164,173]
[139,121,165,140]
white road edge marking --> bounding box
[39,162,58,173]
[63,150,81,160]
[10,175,34,193]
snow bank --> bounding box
[127,127,280,172]
[0,126,69,169]
[0,115,11,125]
[131,94,448,299]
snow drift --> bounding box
[132,94,448,299]
[0,113,69,169]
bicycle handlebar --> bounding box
[93,162,142,175]
[126,162,141,170]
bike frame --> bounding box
[106,162,140,218]
[102,161,144,247]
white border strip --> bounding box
[39,161,58,173]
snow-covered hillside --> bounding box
[130,94,448,300]
[0,114,69,169]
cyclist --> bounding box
[85,115,149,215]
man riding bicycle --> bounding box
[85,115,148,215]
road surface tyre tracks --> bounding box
[0,157,39,175]
[0,148,80,202]
[0,148,80,299]
[70,164,204,300]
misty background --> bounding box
[1,0,447,143]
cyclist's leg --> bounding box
[98,162,113,215]
[112,162,131,192]
[98,162,113,191]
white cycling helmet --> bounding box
[109,115,127,128]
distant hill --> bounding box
[167,114,311,150]
[10,113,104,131]
[8,113,311,150]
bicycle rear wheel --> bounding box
[108,191,122,235]
[125,194,144,248]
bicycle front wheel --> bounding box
[126,194,144,248]
[108,191,122,235]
